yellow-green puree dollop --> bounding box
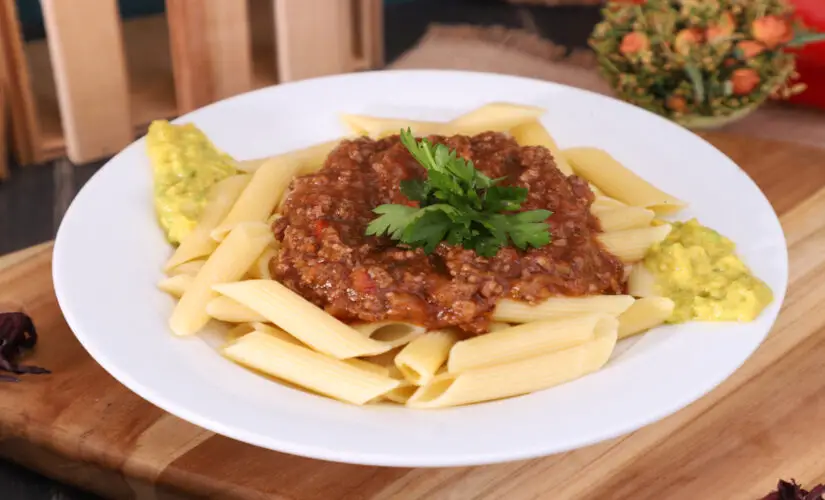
[644,219,773,323]
[146,120,237,245]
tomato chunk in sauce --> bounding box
[272,132,625,334]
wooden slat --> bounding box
[362,0,384,69]
[166,0,253,114]
[0,82,7,180]
[40,0,132,163]
[0,0,41,165]
[274,0,355,82]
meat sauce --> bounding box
[272,132,625,334]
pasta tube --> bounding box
[211,157,302,241]
[169,223,273,336]
[493,295,634,323]
[395,330,459,385]
[563,147,686,214]
[158,274,193,298]
[596,207,656,232]
[627,265,658,297]
[448,314,616,373]
[212,280,395,358]
[510,120,574,176]
[223,331,400,405]
[164,174,251,271]
[351,321,426,348]
[407,324,618,408]
[598,224,672,262]
[618,297,675,339]
[235,139,341,174]
[206,296,268,323]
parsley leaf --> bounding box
[366,129,552,256]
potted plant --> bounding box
[589,0,825,129]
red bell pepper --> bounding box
[786,0,825,109]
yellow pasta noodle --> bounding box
[395,330,459,385]
[344,358,392,378]
[591,196,628,213]
[206,296,268,323]
[164,174,251,271]
[449,102,545,136]
[487,322,512,332]
[627,265,657,297]
[169,223,273,336]
[510,120,574,176]
[250,323,303,346]
[406,324,618,408]
[384,383,417,404]
[598,224,672,262]
[563,147,686,214]
[246,246,278,280]
[235,139,342,174]
[493,295,635,323]
[618,297,675,339]
[212,280,395,358]
[596,206,656,232]
[351,321,427,348]
[448,314,615,373]
[223,331,401,405]
[211,157,302,241]
[166,259,206,277]
[158,274,193,298]
[340,114,450,138]
[226,323,256,342]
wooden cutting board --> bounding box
[1,132,825,500]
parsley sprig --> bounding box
[365,129,552,257]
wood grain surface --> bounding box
[0,133,824,500]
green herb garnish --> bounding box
[365,129,552,257]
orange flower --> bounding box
[706,12,736,43]
[620,32,650,56]
[731,68,761,95]
[752,15,794,49]
[675,29,704,55]
[666,96,687,113]
[737,40,765,58]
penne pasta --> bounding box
[235,139,342,174]
[487,322,513,332]
[449,102,545,136]
[226,323,256,342]
[251,323,303,346]
[384,382,417,404]
[406,324,618,409]
[627,264,658,297]
[344,358,392,378]
[596,206,656,232]
[223,331,401,405]
[618,297,675,339]
[510,120,574,176]
[169,223,273,336]
[340,114,450,138]
[350,321,427,348]
[206,295,268,323]
[211,157,302,241]
[563,147,687,214]
[448,314,616,373]
[598,224,672,262]
[246,246,278,280]
[591,196,628,213]
[212,280,395,358]
[164,174,251,271]
[395,330,459,385]
[158,274,193,298]
[166,259,206,277]
[493,295,635,323]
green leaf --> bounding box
[684,65,706,106]
[366,131,553,256]
[787,32,825,48]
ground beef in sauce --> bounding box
[272,132,625,334]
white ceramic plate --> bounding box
[53,70,787,467]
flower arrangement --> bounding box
[589,0,825,128]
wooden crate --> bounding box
[0,0,383,166]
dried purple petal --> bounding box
[762,480,825,500]
[0,311,50,382]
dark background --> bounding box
[0,1,600,498]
